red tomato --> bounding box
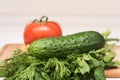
[24,16,62,44]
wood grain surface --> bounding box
[0,44,120,78]
[0,44,23,60]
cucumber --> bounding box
[28,31,105,59]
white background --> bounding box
[0,0,120,16]
[0,0,120,80]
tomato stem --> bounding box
[32,19,38,22]
[40,16,48,23]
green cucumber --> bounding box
[28,31,105,59]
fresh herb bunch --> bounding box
[0,44,120,80]
[0,31,120,80]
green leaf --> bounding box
[41,71,51,80]
[82,54,91,61]
[105,61,120,69]
[89,57,100,68]
[112,61,120,66]
[104,44,115,52]
[74,57,90,75]
[94,66,106,80]
[104,52,115,63]
[102,29,111,38]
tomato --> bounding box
[24,16,62,44]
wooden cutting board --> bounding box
[0,44,120,78]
